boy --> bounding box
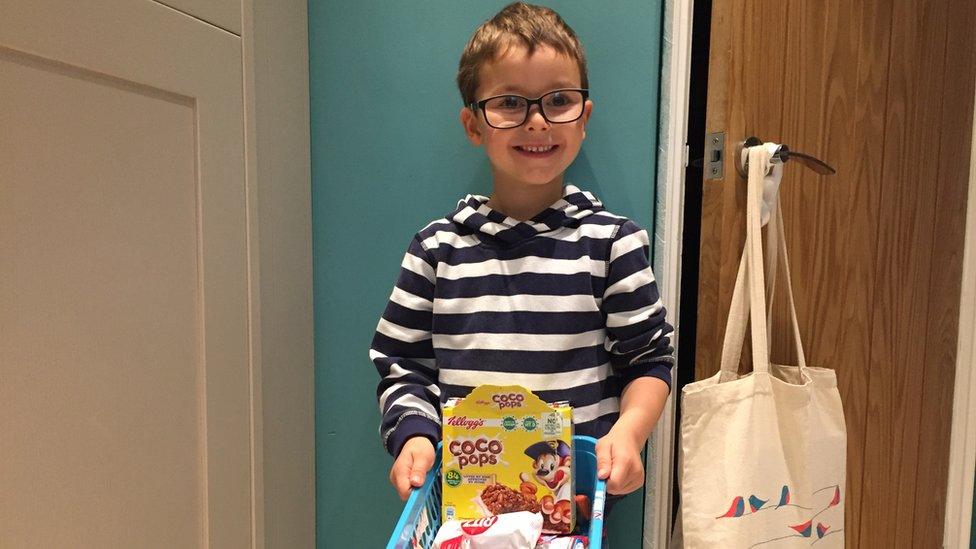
[370,2,674,512]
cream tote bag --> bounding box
[675,146,847,548]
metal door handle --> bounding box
[735,136,836,178]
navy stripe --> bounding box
[394,269,435,299]
[372,355,436,380]
[434,347,609,375]
[382,301,431,331]
[371,332,434,361]
[435,272,604,299]
[574,413,620,439]
[432,310,605,335]
[606,247,651,287]
[435,235,614,265]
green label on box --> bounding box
[444,469,462,487]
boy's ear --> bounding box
[581,99,593,139]
[460,107,484,146]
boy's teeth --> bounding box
[521,145,554,152]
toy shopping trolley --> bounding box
[386,435,606,549]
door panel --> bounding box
[696,0,976,544]
[0,1,249,546]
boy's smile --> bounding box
[461,44,593,196]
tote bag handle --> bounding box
[718,145,807,380]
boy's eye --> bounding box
[545,92,577,108]
[488,95,526,110]
[547,94,568,106]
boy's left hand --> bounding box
[596,429,645,495]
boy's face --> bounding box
[460,45,593,189]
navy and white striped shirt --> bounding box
[371,185,674,456]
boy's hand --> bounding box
[596,429,645,495]
[390,436,436,500]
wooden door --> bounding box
[0,1,251,546]
[695,0,976,545]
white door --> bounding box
[0,1,252,546]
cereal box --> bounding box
[441,385,575,534]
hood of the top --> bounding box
[449,184,605,246]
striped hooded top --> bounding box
[370,184,674,456]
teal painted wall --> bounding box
[309,2,663,546]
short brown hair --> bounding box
[456,2,588,107]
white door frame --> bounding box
[944,88,976,549]
[644,0,695,546]
[242,0,315,546]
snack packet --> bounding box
[441,385,575,534]
[432,512,544,549]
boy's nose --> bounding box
[525,104,550,130]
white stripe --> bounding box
[457,204,511,236]
[605,266,656,297]
[541,223,618,242]
[422,223,620,252]
[592,211,626,221]
[435,294,601,314]
[377,318,430,343]
[390,286,433,311]
[453,207,475,224]
[437,256,604,280]
[433,329,605,351]
[370,349,436,370]
[421,231,482,251]
[609,230,649,262]
[402,251,435,282]
[476,203,518,229]
[383,393,439,418]
[420,218,452,233]
[439,362,612,392]
[379,378,441,411]
[574,397,620,423]
[605,301,664,328]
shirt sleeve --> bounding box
[602,219,675,390]
[370,235,441,457]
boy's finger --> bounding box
[410,450,434,486]
[394,466,415,500]
[391,455,414,500]
[596,441,613,480]
[608,457,628,493]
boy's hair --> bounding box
[456,2,588,107]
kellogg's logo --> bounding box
[446,416,484,430]
[460,515,498,535]
[491,392,525,409]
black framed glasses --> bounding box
[469,88,589,129]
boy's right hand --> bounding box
[389,436,435,500]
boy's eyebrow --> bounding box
[490,81,579,95]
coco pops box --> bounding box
[441,385,575,534]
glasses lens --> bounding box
[484,95,528,128]
[541,90,584,122]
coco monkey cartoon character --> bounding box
[520,440,572,504]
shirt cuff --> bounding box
[386,414,441,457]
[616,361,672,393]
